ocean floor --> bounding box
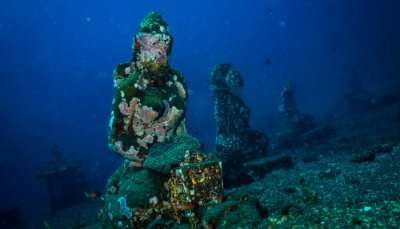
[45,102,400,228]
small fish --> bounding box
[84,191,102,200]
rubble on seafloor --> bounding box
[44,115,400,228]
[231,98,400,228]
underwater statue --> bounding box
[107,12,187,167]
[276,82,317,148]
[37,145,88,211]
[100,12,223,228]
[210,64,269,187]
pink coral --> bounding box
[112,141,143,165]
[117,97,184,155]
[175,81,186,99]
[136,33,171,66]
[119,98,140,116]
[140,106,159,124]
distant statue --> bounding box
[276,82,316,148]
[210,64,269,187]
[37,145,88,211]
[278,82,298,118]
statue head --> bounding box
[133,12,173,75]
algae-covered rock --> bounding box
[100,163,164,228]
[119,169,163,207]
[143,135,201,174]
[201,201,263,228]
[145,218,191,229]
[105,162,163,208]
[199,189,266,228]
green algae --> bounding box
[201,200,262,228]
[143,135,201,174]
[139,11,169,34]
[141,87,165,113]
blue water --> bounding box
[1,0,399,227]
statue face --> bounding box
[135,33,171,66]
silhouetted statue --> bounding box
[38,145,88,211]
[277,82,316,148]
[210,64,269,187]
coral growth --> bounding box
[167,151,223,224]
[113,96,184,165]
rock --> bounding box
[244,155,295,179]
[393,144,400,154]
[143,135,201,174]
[351,151,376,163]
[100,164,164,228]
[118,169,162,207]
[370,144,394,155]
[319,167,341,179]
[301,154,320,163]
[300,125,336,144]
[106,163,163,208]
[200,200,263,228]
[0,208,24,229]
[351,144,394,164]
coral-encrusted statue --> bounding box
[278,82,298,119]
[100,12,223,228]
[108,12,187,166]
[210,64,269,188]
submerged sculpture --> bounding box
[38,146,88,211]
[277,82,317,148]
[210,64,269,187]
[108,12,187,166]
[100,12,223,228]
